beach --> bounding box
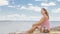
[0,21,60,34]
[9,30,60,34]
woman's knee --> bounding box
[32,24,37,27]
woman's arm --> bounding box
[33,16,48,26]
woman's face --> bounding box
[41,9,45,15]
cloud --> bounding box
[20,5,41,12]
[0,14,26,20]
[0,0,8,6]
[57,0,60,2]
[50,8,60,21]
[35,0,48,2]
[8,5,21,9]
[49,2,56,6]
[28,4,33,6]
[41,2,56,6]
[0,14,41,21]
[20,4,48,12]
[7,4,47,12]
[8,5,16,8]
[51,8,60,13]
[0,14,60,21]
[50,16,60,21]
[20,6,27,10]
[27,6,41,11]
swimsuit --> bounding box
[37,20,50,30]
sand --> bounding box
[9,30,60,34]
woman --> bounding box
[21,8,50,34]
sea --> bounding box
[0,21,60,34]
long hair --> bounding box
[42,8,49,19]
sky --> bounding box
[0,0,60,21]
[0,0,60,33]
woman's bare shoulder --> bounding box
[41,16,49,21]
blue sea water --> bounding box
[0,21,60,34]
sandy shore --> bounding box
[9,26,60,34]
[9,30,60,34]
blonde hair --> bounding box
[42,8,49,19]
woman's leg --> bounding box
[38,26,44,33]
[27,25,38,33]
[39,26,50,33]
